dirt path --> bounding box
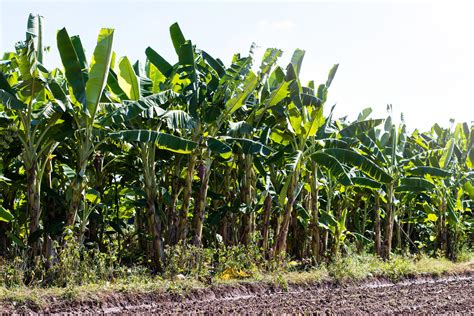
[115,275,474,314]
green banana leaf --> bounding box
[109,129,196,154]
[170,22,186,55]
[0,206,13,222]
[406,166,451,178]
[322,148,393,183]
[85,28,114,119]
[57,28,86,107]
[117,56,140,101]
[311,152,351,186]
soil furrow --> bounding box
[112,275,474,314]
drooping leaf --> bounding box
[0,90,26,110]
[0,206,13,222]
[339,119,383,137]
[109,130,197,154]
[351,177,383,190]
[226,138,272,156]
[161,109,196,130]
[0,72,17,96]
[311,152,351,186]
[207,137,232,159]
[228,121,253,136]
[103,91,176,125]
[406,166,451,178]
[287,150,303,173]
[397,177,435,192]
[322,148,393,183]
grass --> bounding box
[325,253,472,282]
[0,252,472,311]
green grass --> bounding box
[325,253,471,282]
[1,252,472,311]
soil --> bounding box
[3,273,473,314]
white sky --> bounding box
[1,0,473,131]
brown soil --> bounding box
[3,273,473,314]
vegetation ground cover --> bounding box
[0,253,472,313]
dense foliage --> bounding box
[0,15,472,281]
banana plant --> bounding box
[406,122,473,258]
[257,50,343,256]
[145,24,259,246]
[262,53,389,257]
[346,109,447,258]
[105,84,197,270]
[0,14,63,256]
[56,27,114,229]
[227,47,282,245]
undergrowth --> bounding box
[0,241,472,308]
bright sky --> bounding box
[1,0,473,131]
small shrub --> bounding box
[163,242,214,278]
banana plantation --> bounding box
[0,14,472,277]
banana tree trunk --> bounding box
[357,199,368,253]
[0,170,15,255]
[310,163,321,263]
[177,154,196,244]
[374,196,382,257]
[274,173,297,257]
[261,193,272,255]
[406,205,412,251]
[396,216,402,250]
[321,177,334,259]
[383,183,395,259]
[43,158,58,265]
[66,161,88,229]
[0,222,10,255]
[66,137,91,229]
[87,153,105,247]
[141,143,164,271]
[26,163,41,257]
[146,192,164,272]
[136,205,147,254]
[240,155,254,245]
[331,202,343,258]
[168,188,180,245]
[192,157,211,247]
[67,184,82,228]
[437,196,448,254]
[168,158,182,245]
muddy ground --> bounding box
[4,273,474,314]
[116,275,474,314]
